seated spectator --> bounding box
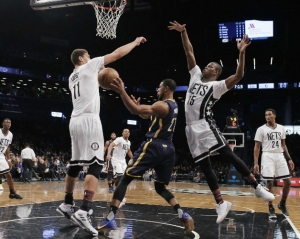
[193,172,201,183]
[79,166,88,180]
[49,160,61,181]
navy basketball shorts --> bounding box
[125,139,175,185]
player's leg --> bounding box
[114,160,123,187]
[99,141,150,230]
[153,141,194,234]
[261,152,277,219]
[56,165,82,218]
[4,172,23,199]
[198,157,231,223]
[217,144,274,201]
[107,159,114,192]
[274,154,291,216]
[0,159,22,199]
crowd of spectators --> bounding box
[3,118,300,185]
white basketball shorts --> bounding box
[69,114,104,166]
[0,158,10,175]
[185,119,227,163]
[261,152,291,180]
[111,158,127,176]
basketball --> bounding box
[98,67,119,90]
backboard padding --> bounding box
[30,0,112,10]
[222,133,244,147]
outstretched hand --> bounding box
[237,34,251,52]
[135,37,147,46]
[110,78,126,94]
[168,21,186,32]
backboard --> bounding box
[30,0,111,10]
[222,133,244,148]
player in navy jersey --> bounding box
[104,132,117,193]
[168,21,275,224]
[98,78,195,235]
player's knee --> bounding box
[67,165,82,178]
[86,163,102,179]
[120,173,134,185]
[154,181,174,201]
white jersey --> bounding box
[69,57,104,117]
[112,137,131,161]
[254,124,286,153]
[21,147,36,160]
[0,129,13,159]
[185,65,228,124]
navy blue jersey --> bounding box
[145,99,178,140]
[104,140,114,157]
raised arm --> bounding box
[110,78,169,119]
[225,34,251,90]
[168,21,196,71]
[104,37,147,65]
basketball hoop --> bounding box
[91,0,127,39]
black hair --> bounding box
[265,108,276,115]
[162,79,177,92]
[71,49,88,65]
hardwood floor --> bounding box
[0,180,299,238]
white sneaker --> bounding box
[56,203,78,220]
[254,184,275,201]
[71,209,98,237]
[216,200,232,224]
[119,197,126,209]
[0,184,3,191]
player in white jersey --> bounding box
[56,37,146,237]
[106,129,133,189]
[168,21,274,224]
[254,109,294,219]
[0,118,22,199]
[21,143,36,183]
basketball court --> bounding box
[0,180,299,239]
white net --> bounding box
[92,0,127,39]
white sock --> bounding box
[107,211,114,221]
[178,208,183,218]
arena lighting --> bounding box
[127,120,137,125]
[270,57,273,65]
[253,58,256,69]
[220,60,223,67]
[51,112,63,117]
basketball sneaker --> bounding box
[277,203,289,217]
[71,209,98,236]
[180,211,194,234]
[56,203,78,220]
[254,184,275,201]
[216,200,232,224]
[268,204,277,219]
[9,193,23,199]
[0,184,3,191]
[97,218,117,230]
[119,197,126,209]
[108,186,115,193]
